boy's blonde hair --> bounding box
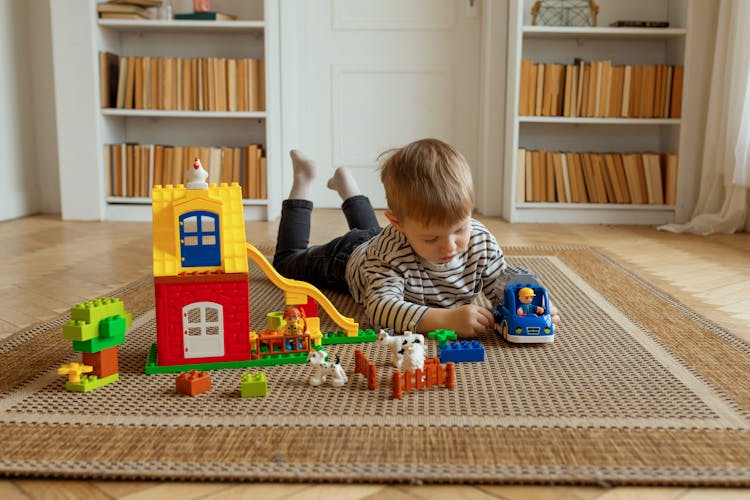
[380,138,474,225]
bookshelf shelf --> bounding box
[522,26,687,39]
[519,117,680,125]
[102,109,267,119]
[502,0,703,225]
[98,19,265,33]
[511,202,676,224]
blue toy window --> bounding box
[180,211,220,267]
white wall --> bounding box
[30,0,60,214]
[0,0,38,220]
[0,0,59,221]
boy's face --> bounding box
[386,212,472,265]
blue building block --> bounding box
[438,340,485,363]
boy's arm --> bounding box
[361,272,429,333]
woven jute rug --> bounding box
[1,246,749,485]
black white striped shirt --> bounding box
[345,219,513,332]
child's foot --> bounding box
[288,149,318,200]
[327,167,361,201]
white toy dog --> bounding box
[307,349,348,387]
[400,338,425,373]
[377,329,425,370]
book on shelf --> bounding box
[99,52,120,108]
[105,143,267,199]
[518,149,678,206]
[519,59,684,119]
[642,153,664,204]
[174,11,238,21]
[670,66,684,118]
[551,153,567,203]
[525,150,534,203]
[609,20,670,28]
[545,151,555,202]
[99,12,153,20]
[97,2,156,19]
[664,153,679,205]
[516,148,526,203]
[100,53,266,112]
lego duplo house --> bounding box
[148,158,362,374]
[151,158,251,369]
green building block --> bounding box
[240,372,268,397]
[144,344,309,374]
[72,329,125,353]
[63,297,132,342]
[321,329,377,345]
[62,320,100,342]
[70,297,128,325]
[99,315,127,339]
[64,373,119,393]
[428,329,458,346]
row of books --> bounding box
[104,143,267,200]
[516,149,678,205]
[518,60,684,119]
[99,53,265,112]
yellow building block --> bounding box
[152,181,248,277]
[305,317,323,346]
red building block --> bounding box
[81,346,119,378]
[298,296,319,319]
[175,370,212,396]
[154,273,250,367]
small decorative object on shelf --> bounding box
[159,0,173,20]
[531,0,599,27]
[193,0,212,12]
[175,11,238,21]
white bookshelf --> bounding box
[53,0,281,221]
[502,0,708,224]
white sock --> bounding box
[288,149,318,200]
[327,167,361,201]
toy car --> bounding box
[493,273,554,343]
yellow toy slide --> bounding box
[245,243,359,336]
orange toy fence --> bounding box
[391,358,455,399]
[354,349,377,390]
[251,331,311,360]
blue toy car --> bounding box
[493,273,554,343]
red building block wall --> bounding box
[154,273,250,367]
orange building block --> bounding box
[175,370,212,396]
[82,346,119,378]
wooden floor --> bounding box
[1,212,749,499]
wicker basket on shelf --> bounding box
[531,0,599,27]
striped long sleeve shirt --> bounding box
[345,219,514,332]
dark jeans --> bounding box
[273,195,382,293]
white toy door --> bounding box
[281,0,482,208]
[183,302,225,358]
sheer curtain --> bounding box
[659,0,750,235]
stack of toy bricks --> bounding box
[58,297,131,392]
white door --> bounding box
[280,0,482,208]
[183,302,225,358]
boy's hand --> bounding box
[420,304,494,338]
[550,305,561,327]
